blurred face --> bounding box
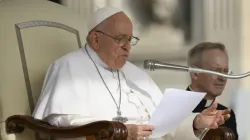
[152,0,178,20]
[89,12,134,69]
[192,49,229,98]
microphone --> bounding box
[144,60,250,79]
[144,60,188,72]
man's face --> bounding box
[90,12,133,69]
[195,49,229,97]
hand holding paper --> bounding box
[148,88,206,138]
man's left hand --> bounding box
[193,101,231,129]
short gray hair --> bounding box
[187,42,227,66]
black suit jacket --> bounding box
[187,87,238,140]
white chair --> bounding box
[0,0,127,140]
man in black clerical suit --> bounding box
[186,42,238,139]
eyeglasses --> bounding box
[95,30,140,46]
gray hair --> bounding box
[187,42,227,66]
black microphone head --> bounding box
[143,60,155,71]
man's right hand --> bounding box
[125,124,155,140]
[193,101,230,129]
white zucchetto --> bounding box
[87,6,122,32]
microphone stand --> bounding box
[144,60,242,139]
[144,60,250,79]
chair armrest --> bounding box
[5,115,128,140]
[202,127,235,140]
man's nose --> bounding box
[218,76,227,82]
[122,42,131,51]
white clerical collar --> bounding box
[188,85,213,107]
[205,100,213,107]
[84,44,114,72]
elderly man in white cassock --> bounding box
[32,6,230,140]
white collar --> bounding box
[188,85,213,107]
[83,44,115,72]
[205,100,213,107]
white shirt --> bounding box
[32,44,199,140]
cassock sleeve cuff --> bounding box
[46,114,99,127]
[173,113,200,140]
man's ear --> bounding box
[190,72,199,80]
[190,65,199,80]
[89,32,100,50]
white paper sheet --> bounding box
[148,88,206,138]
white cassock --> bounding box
[32,44,200,140]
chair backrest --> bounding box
[0,0,87,139]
